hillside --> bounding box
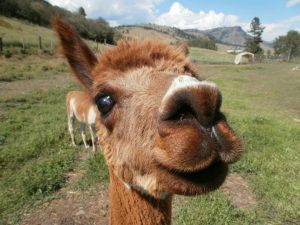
[139,24,195,40]
[116,24,249,47]
[115,26,179,44]
[117,24,273,51]
[115,24,197,44]
[206,26,250,46]
[185,26,250,46]
[0,0,115,44]
[0,16,55,46]
[0,16,106,53]
[117,24,250,47]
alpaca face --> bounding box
[54,19,242,199]
[93,70,241,198]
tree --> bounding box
[273,30,300,61]
[78,7,86,17]
[245,17,265,54]
[188,38,217,51]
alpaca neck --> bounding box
[108,170,172,225]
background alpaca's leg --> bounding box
[68,116,76,146]
[67,97,76,146]
[89,124,97,154]
[80,123,89,149]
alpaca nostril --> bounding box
[160,102,197,122]
[160,91,220,128]
[160,76,222,128]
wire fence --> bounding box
[0,36,104,57]
[191,53,299,64]
[1,37,299,64]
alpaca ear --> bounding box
[177,42,189,56]
[52,17,97,90]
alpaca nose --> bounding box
[156,76,241,171]
[159,76,222,128]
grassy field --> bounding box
[1,55,299,224]
[1,16,300,225]
[0,77,108,224]
[0,55,68,81]
[190,46,235,64]
[174,62,300,225]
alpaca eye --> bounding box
[95,95,115,115]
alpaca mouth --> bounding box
[169,160,227,185]
[156,159,228,195]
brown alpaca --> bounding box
[53,18,242,225]
[66,91,99,153]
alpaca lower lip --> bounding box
[165,160,223,179]
[157,160,228,195]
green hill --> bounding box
[0,15,236,64]
[0,0,115,44]
[0,16,106,55]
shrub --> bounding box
[188,38,217,51]
[0,0,117,44]
[4,50,12,58]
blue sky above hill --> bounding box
[47,0,300,41]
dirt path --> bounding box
[221,174,256,209]
[21,150,109,225]
[21,168,256,225]
[22,186,109,225]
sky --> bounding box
[47,0,300,42]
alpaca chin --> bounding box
[156,160,228,196]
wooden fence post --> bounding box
[39,36,42,49]
[0,37,3,52]
[21,38,25,49]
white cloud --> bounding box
[263,15,300,41]
[108,20,120,27]
[155,2,239,30]
[47,0,163,23]
[286,0,300,7]
[47,0,300,42]
[155,2,300,42]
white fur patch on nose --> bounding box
[161,75,217,108]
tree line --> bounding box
[0,0,117,44]
[245,17,300,61]
[188,38,217,51]
[274,31,300,61]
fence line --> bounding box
[0,36,105,54]
[0,37,3,52]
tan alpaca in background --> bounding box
[66,91,99,153]
[54,18,242,225]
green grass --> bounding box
[0,79,109,224]
[190,47,235,64]
[73,153,109,191]
[0,86,80,224]
[0,16,107,55]
[0,55,68,81]
[174,193,258,225]
[0,39,299,224]
[174,62,300,225]
[0,16,55,48]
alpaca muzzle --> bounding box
[156,75,242,172]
